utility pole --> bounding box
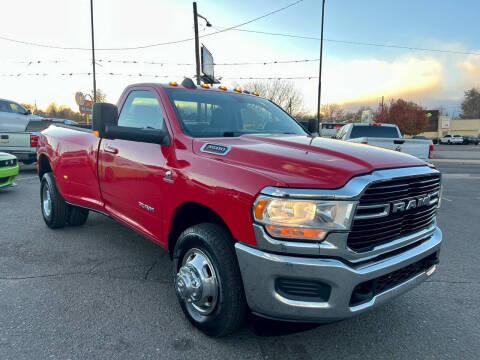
[90,0,97,102]
[193,2,201,85]
[317,0,326,129]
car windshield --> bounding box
[164,89,306,138]
[349,125,400,138]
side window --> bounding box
[0,100,13,113]
[118,90,165,130]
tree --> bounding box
[91,89,107,103]
[320,103,344,121]
[241,80,304,116]
[373,99,427,136]
[22,102,88,122]
[460,87,480,119]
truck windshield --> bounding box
[164,89,306,138]
[350,125,400,139]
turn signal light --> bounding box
[254,199,268,220]
[93,130,100,138]
[234,87,242,93]
[265,225,327,240]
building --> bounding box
[418,111,480,139]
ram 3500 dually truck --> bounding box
[37,80,442,337]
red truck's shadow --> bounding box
[251,316,322,336]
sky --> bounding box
[0,0,479,117]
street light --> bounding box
[193,2,212,85]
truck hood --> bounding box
[193,134,426,188]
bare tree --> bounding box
[91,89,107,103]
[242,80,304,116]
[320,103,345,122]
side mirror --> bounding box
[93,102,118,137]
[307,118,318,134]
[26,109,32,115]
[92,102,170,146]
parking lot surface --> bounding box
[1,160,479,360]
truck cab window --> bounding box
[118,90,165,130]
[9,102,27,115]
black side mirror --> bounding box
[93,102,118,137]
[25,109,32,115]
[307,118,318,134]
[92,102,169,146]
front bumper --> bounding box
[0,164,19,188]
[235,227,442,322]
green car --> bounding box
[0,152,19,189]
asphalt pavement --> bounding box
[1,157,479,360]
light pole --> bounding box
[90,0,97,102]
[317,0,325,128]
[193,2,212,85]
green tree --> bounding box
[460,87,480,119]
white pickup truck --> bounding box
[0,98,77,164]
[336,123,434,162]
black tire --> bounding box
[172,223,247,337]
[68,206,89,226]
[40,172,68,228]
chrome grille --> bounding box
[348,174,441,252]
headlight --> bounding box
[253,196,356,241]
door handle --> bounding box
[105,145,119,154]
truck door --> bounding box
[0,100,30,132]
[98,89,171,244]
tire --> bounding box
[40,172,68,228]
[68,206,89,226]
[172,223,247,337]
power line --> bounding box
[0,0,304,51]
[0,57,321,66]
[0,72,317,80]
[217,27,480,56]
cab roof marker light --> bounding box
[234,87,242,93]
[202,84,210,89]
[169,81,178,86]
[219,85,227,91]
[253,91,259,96]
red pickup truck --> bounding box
[37,79,442,336]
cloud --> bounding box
[459,52,480,87]
[323,56,444,109]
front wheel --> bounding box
[172,223,247,337]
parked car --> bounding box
[37,80,442,336]
[0,152,19,189]
[439,134,463,144]
[463,136,479,145]
[0,98,77,163]
[336,123,434,161]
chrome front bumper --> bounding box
[235,227,442,322]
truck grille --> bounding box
[348,174,441,252]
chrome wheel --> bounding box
[42,185,52,217]
[175,248,219,316]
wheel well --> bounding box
[168,202,232,258]
[38,154,52,179]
